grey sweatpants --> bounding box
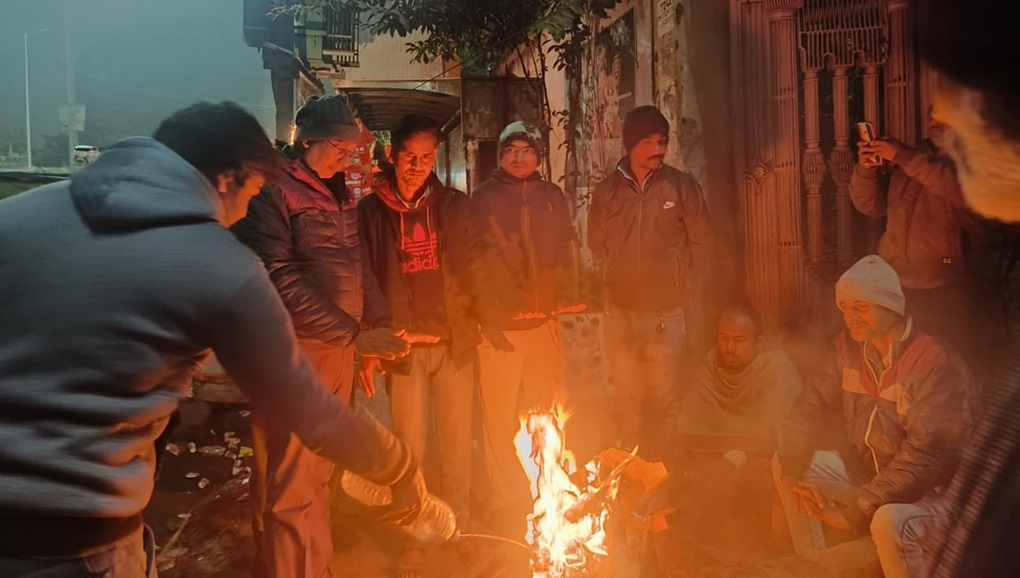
[772,450,944,578]
[388,344,473,525]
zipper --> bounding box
[637,198,643,308]
[861,342,895,475]
[863,405,881,475]
[675,252,683,288]
[520,180,541,314]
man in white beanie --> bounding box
[469,120,584,539]
[773,255,974,577]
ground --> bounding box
[146,255,1020,578]
[147,314,614,578]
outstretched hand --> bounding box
[357,356,384,398]
[480,325,515,353]
[791,481,851,530]
[355,327,410,360]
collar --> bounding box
[616,158,661,191]
[492,167,542,184]
[374,170,443,213]
[864,317,914,370]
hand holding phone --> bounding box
[857,122,876,144]
[856,122,884,167]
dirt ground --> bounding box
[142,310,893,577]
[146,314,618,578]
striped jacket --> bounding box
[778,321,975,507]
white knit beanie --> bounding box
[835,255,906,316]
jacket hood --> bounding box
[70,137,221,232]
[373,170,444,213]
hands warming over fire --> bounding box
[781,477,852,531]
[357,356,384,398]
[480,325,515,352]
[354,326,410,360]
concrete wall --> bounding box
[497,39,569,192]
[568,0,738,295]
[341,30,459,82]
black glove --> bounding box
[355,327,410,360]
[374,462,428,525]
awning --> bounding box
[340,84,461,132]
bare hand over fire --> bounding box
[355,326,410,360]
[357,356,384,398]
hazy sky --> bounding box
[0,0,276,152]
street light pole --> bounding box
[23,28,50,171]
[64,1,78,171]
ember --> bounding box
[515,409,622,577]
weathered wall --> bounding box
[658,0,740,302]
[445,119,469,193]
[496,39,570,194]
[571,1,738,305]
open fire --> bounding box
[515,409,627,577]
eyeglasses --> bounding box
[324,139,356,157]
[504,147,537,159]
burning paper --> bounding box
[515,409,623,577]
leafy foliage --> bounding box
[273,0,618,198]
[273,0,617,75]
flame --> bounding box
[515,408,616,577]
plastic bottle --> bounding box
[340,470,458,544]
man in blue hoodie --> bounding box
[469,121,585,539]
[0,102,425,577]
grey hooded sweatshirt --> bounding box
[0,138,412,555]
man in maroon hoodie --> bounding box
[358,115,480,574]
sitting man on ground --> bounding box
[773,255,974,578]
[641,305,802,559]
[676,304,803,466]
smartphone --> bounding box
[857,122,876,144]
[857,122,883,165]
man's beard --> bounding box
[938,87,1020,223]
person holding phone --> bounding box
[849,114,983,372]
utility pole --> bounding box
[24,28,50,171]
[64,0,78,171]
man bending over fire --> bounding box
[773,255,974,578]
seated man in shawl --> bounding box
[676,304,804,466]
[640,305,803,560]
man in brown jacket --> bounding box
[850,120,978,368]
[589,105,714,460]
